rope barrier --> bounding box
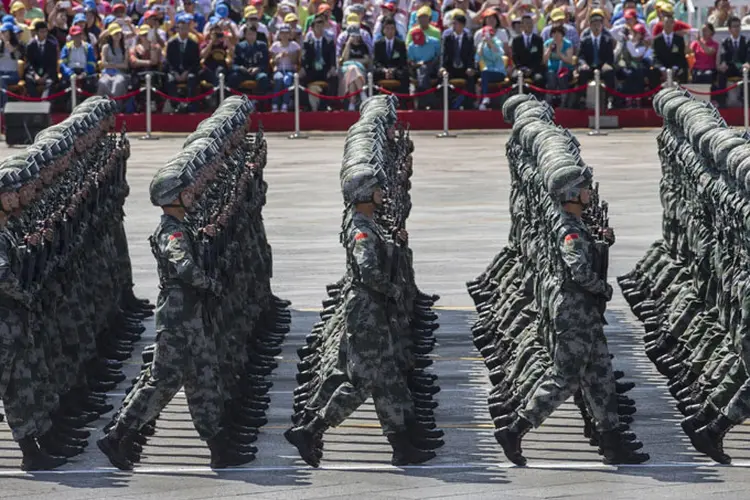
[153,88,216,103]
[376,86,441,99]
[452,85,516,99]
[680,82,741,96]
[228,87,291,100]
[3,88,70,102]
[526,83,589,95]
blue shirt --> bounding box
[233,39,269,70]
[407,36,440,63]
[545,37,574,72]
[475,37,505,73]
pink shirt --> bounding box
[691,38,719,71]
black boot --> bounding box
[284,415,328,467]
[681,402,717,437]
[96,421,136,470]
[18,437,67,471]
[38,432,85,458]
[494,413,532,466]
[207,429,256,468]
[598,429,650,465]
[690,415,733,464]
[387,431,436,465]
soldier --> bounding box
[496,165,649,466]
[285,167,435,468]
[97,166,251,470]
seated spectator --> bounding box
[269,0,295,35]
[243,7,270,44]
[123,0,147,24]
[270,23,300,112]
[21,0,45,22]
[60,25,97,94]
[407,26,439,109]
[336,12,373,58]
[339,25,370,111]
[9,2,31,43]
[373,18,408,101]
[98,24,130,106]
[129,24,163,90]
[650,2,691,37]
[611,0,643,23]
[541,7,579,50]
[300,13,337,109]
[543,25,574,106]
[0,22,23,110]
[475,9,510,55]
[616,23,652,106]
[180,0,206,33]
[342,0,373,31]
[164,16,200,111]
[707,0,735,28]
[440,13,475,108]
[229,24,269,94]
[511,13,545,90]
[373,0,406,42]
[85,5,102,41]
[442,0,476,31]
[68,12,99,49]
[284,13,304,43]
[199,22,232,88]
[577,9,616,108]
[716,16,748,107]
[610,7,648,43]
[406,5,440,45]
[652,13,688,84]
[408,0,438,31]
[310,4,339,41]
[24,20,58,98]
[111,2,137,43]
[250,0,272,27]
[143,9,168,44]
[475,25,505,111]
[205,3,240,42]
[690,22,719,84]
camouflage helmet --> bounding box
[653,87,687,117]
[547,165,593,203]
[341,167,384,205]
[149,167,190,206]
[726,144,750,181]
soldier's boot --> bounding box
[689,415,733,464]
[387,432,436,465]
[44,429,88,449]
[616,381,636,394]
[96,421,136,471]
[494,413,532,466]
[619,415,634,425]
[670,369,699,397]
[598,430,650,465]
[284,415,328,468]
[53,423,90,440]
[207,430,255,468]
[0,412,4,422]
[18,437,67,471]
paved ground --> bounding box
[0,130,749,499]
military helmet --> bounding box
[149,167,191,206]
[341,167,384,205]
[653,87,687,117]
[547,165,592,203]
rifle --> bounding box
[593,200,610,320]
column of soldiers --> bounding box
[98,95,290,470]
[467,94,649,466]
[621,88,750,465]
[0,96,154,471]
[284,95,443,468]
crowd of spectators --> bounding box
[0,0,749,112]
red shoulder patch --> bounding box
[355,232,368,241]
[564,233,579,243]
[169,232,184,241]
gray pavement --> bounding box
[0,130,748,499]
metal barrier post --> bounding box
[744,66,749,131]
[666,68,674,88]
[70,74,77,109]
[0,104,4,141]
[588,69,607,137]
[288,73,308,139]
[140,73,158,140]
[367,72,374,99]
[219,72,225,104]
[436,72,456,138]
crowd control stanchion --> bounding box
[219,72,225,104]
[517,72,524,95]
[436,72,456,138]
[744,66,749,131]
[288,73,308,140]
[588,69,607,137]
[70,74,77,109]
[666,68,673,88]
[367,72,374,100]
[140,73,158,140]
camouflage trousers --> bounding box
[116,325,224,440]
[519,296,619,432]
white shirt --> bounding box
[68,44,88,69]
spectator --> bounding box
[111,3,137,43]
[443,1,476,32]
[336,12,373,57]
[541,7,579,49]
[543,24,574,106]
[311,4,339,40]
[229,24,269,95]
[611,0,643,23]
[373,1,406,42]
[716,16,748,106]
[123,0,147,24]
[206,3,240,41]
[269,23,299,112]
[652,13,688,84]
[49,6,68,46]
[616,22,651,106]
[143,9,168,44]
[610,7,648,43]
[179,0,206,32]
[407,26,439,109]
[68,12,98,48]
[268,0,295,35]
[129,24,162,90]
[476,9,509,54]
[650,2,691,37]
[85,5,102,41]
[9,2,31,43]
[475,25,506,111]
[243,6,270,44]
[199,22,232,89]
[577,9,616,107]
[406,5,440,45]
[283,13,303,43]
[24,19,57,98]
[407,0,438,31]
[440,13,475,108]
[373,17,408,99]
[181,13,204,43]
[0,22,23,109]
[164,16,200,111]
[60,25,97,94]
[690,22,719,84]
[98,24,130,104]
[252,0,273,27]
[338,24,369,111]
[511,13,545,90]
[707,0,735,28]
[300,13,337,109]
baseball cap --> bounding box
[624,8,637,19]
[69,25,83,35]
[549,7,565,22]
[417,5,431,17]
[284,12,298,22]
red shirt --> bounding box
[652,20,691,37]
[690,38,719,70]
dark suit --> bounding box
[577,33,617,105]
[441,30,476,106]
[24,37,58,97]
[717,35,749,105]
[511,33,545,87]
[652,32,688,83]
[164,36,200,105]
[373,37,409,97]
[300,35,338,109]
